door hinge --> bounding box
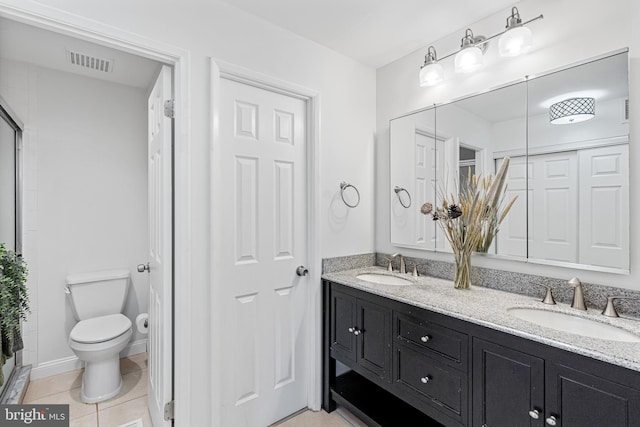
[164,99,175,119]
[164,400,175,421]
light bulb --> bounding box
[499,26,533,57]
[454,46,483,73]
[419,62,444,87]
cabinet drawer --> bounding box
[394,345,467,423]
[395,312,467,367]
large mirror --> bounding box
[389,50,629,272]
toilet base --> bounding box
[80,356,124,403]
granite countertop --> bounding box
[323,266,640,372]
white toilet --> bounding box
[66,269,133,403]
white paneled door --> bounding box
[147,65,173,427]
[219,78,309,426]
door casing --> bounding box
[0,5,194,425]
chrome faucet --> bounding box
[388,253,406,274]
[567,277,586,310]
[602,296,639,317]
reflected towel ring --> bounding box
[340,181,360,208]
[394,186,412,208]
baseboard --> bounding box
[30,339,147,380]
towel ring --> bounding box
[340,181,360,208]
[394,186,412,208]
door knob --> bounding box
[137,263,150,273]
[296,265,309,277]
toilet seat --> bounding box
[70,314,132,344]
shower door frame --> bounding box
[0,94,24,396]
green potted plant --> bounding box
[0,243,29,385]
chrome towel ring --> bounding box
[394,186,412,208]
[340,181,360,208]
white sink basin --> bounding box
[507,307,640,343]
[356,273,413,286]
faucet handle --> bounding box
[602,296,639,317]
[532,283,556,305]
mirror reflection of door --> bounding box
[389,49,629,272]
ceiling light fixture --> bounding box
[418,7,542,86]
[419,46,444,87]
[549,98,596,124]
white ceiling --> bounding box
[0,17,161,89]
[218,0,517,68]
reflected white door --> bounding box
[219,77,308,427]
[529,152,578,263]
[147,65,173,427]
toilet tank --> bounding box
[66,269,130,321]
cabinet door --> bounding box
[330,289,357,364]
[473,338,544,427]
[357,299,391,381]
[546,363,640,427]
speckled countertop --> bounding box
[323,266,640,372]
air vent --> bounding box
[66,50,114,73]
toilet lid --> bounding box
[70,314,132,344]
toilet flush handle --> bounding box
[137,263,150,273]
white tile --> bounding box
[97,369,147,410]
[24,369,83,402]
[98,396,151,427]
[26,386,96,420]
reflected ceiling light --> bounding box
[418,8,543,86]
[499,7,533,57]
[549,98,595,124]
[419,46,444,87]
[455,29,485,74]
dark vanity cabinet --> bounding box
[329,287,392,381]
[323,280,640,427]
[472,338,545,426]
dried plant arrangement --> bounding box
[421,157,517,289]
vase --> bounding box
[454,249,472,289]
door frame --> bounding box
[0,4,193,425]
[209,59,322,421]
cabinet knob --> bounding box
[348,327,355,333]
[420,375,431,384]
[528,409,540,420]
[420,335,431,343]
[546,415,558,426]
[353,329,361,336]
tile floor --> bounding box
[275,408,367,427]
[24,353,364,427]
[23,353,149,427]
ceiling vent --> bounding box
[66,49,114,73]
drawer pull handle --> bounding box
[546,415,558,426]
[420,375,431,384]
[528,409,540,420]
[420,335,431,342]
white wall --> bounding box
[377,0,640,290]
[0,58,149,374]
[0,0,376,424]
